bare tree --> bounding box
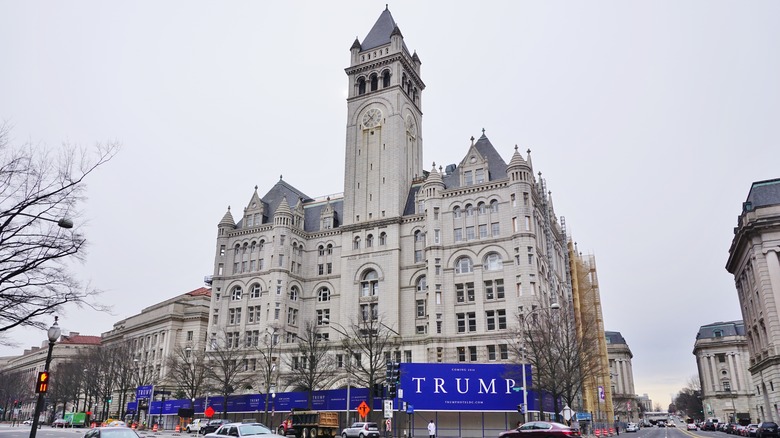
[282,320,336,409]
[0,369,32,421]
[339,317,398,414]
[253,326,280,425]
[0,123,120,339]
[107,340,139,419]
[673,376,704,420]
[164,344,210,408]
[206,329,253,419]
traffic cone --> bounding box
[153,424,158,432]
[595,429,601,437]
[131,423,136,429]
[175,424,181,432]
[91,422,96,428]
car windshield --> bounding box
[238,424,274,435]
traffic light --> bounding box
[390,362,400,384]
[35,371,50,393]
[105,395,113,404]
[386,360,393,382]
[517,404,526,414]
[388,383,397,398]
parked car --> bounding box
[53,418,71,428]
[687,423,698,431]
[757,422,779,438]
[626,423,639,432]
[341,422,381,438]
[187,419,208,434]
[202,419,230,435]
[22,420,33,425]
[499,421,580,438]
[747,424,760,437]
[204,422,285,438]
[83,426,141,438]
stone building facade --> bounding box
[727,178,780,423]
[606,331,638,422]
[693,321,753,423]
[208,6,573,426]
[0,331,100,421]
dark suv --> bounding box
[201,419,229,435]
[757,422,779,438]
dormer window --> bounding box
[464,171,473,186]
[714,329,723,338]
[476,168,485,184]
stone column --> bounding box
[764,248,780,332]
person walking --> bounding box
[428,420,436,438]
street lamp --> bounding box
[14,212,74,229]
[520,302,560,423]
[30,316,61,438]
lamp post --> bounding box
[30,316,61,438]
[263,328,278,426]
[520,302,560,423]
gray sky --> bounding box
[2,1,778,409]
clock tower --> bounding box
[343,7,425,225]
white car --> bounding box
[626,423,639,432]
[187,418,208,434]
[22,420,33,425]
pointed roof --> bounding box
[362,7,407,51]
[219,207,235,227]
[261,177,312,219]
[423,162,444,187]
[442,133,509,189]
[275,196,292,216]
[508,145,528,169]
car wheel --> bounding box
[343,433,348,438]
[359,434,365,438]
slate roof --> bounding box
[303,197,344,233]
[745,178,780,211]
[360,7,409,53]
[696,320,745,339]
[605,331,627,345]
[442,134,509,189]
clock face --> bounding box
[362,108,382,128]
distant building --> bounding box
[606,331,638,422]
[726,178,780,422]
[637,393,653,413]
[0,331,100,421]
[693,321,753,423]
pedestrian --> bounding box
[428,420,436,438]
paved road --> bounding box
[0,424,199,437]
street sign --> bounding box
[561,405,574,421]
[384,400,393,418]
[406,404,414,414]
[205,406,215,418]
[357,401,370,418]
[598,385,605,402]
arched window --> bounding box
[370,73,378,92]
[490,199,499,213]
[289,286,299,301]
[318,245,325,256]
[231,286,243,301]
[353,236,361,250]
[366,234,374,247]
[453,206,462,218]
[414,230,424,243]
[234,244,240,256]
[250,241,257,252]
[358,77,366,95]
[465,204,474,216]
[327,243,333,254]
[250,283,262,298]
[455,257,473,274]
[483,253,503,271]
[379,232,387,246]
[478,202,486,215]
[382,70,391,88]
[258,240,265,251]
[318,287,331,302]
[361,270,379,297]
[416,276,427,292]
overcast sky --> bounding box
[1,1,779,409]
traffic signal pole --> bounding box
[29,335,57,438]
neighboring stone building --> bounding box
[208,6,574,429]
[637,393,653,413]
[726,178,780,422]
[101,287,211,383]
[606,331,638,422]
[693,321,753,423]
[0,330,100,421]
